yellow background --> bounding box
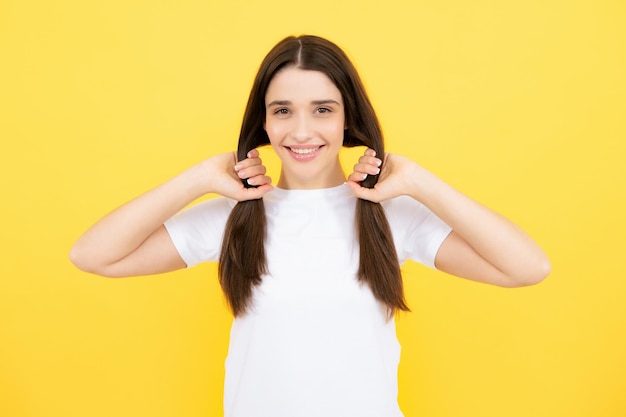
[1,1,624,416]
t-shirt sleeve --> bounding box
[163,197,234,267]
[382,196,453,269]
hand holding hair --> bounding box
[203,149,273,201]
[346,149,423,203]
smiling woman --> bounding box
[69,34,550,417]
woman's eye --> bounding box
[274,108,289,115]
[316,107,331,114]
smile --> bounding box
[288,146,321,154]
[285,145,324,161]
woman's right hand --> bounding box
[201,149,273,201]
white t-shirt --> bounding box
[164,184,452,417]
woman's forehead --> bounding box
[265,67,342,104]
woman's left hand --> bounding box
[346,148,423,203]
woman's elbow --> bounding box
[528,254,552,285]
[506,256,552,288]
[68,246,118,278]
[69,245,89,272]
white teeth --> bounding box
[290,147,319,154]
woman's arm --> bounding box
[346,150,550,287]
[69,150,272,278]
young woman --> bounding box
[70,35,550,417]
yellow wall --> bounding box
[1,1,624,416]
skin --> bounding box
[70,67,550,286]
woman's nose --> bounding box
[290,114,313,142]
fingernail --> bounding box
[234,164,241,171]
[246,178,253,185]
[375,159,382,167]
[375,167,380,174]
[362,173,368,180]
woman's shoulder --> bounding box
[381,194,426,215]
[382,195,447,232]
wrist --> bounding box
[406,165,442,204]
[175,163,214,199]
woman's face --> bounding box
[264,67,346,190]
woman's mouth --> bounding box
[286,146,323,160]
[289,146,321,154]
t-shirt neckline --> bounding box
[268,183,353,201]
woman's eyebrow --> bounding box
[266,100,291,107]
[311,99,341,106]
[266,99,341,107]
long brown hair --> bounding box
[219,35,409,317]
